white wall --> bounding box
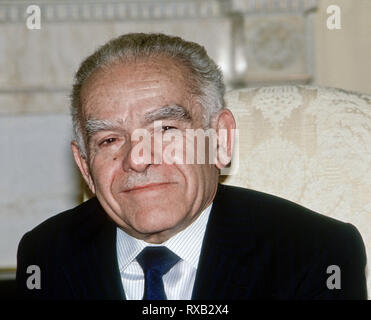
[315,0,371,94]
[0,114,80,267]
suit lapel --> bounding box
[91,209,126,300]
[191,185,262,299]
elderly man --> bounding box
[16,33,367,300]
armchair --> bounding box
[222,85,371,296]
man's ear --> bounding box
[71,141,96,194]
[213,108,236,169]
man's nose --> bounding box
[122,136,153,172]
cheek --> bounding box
[183,164,216,195]
[90,155,120,192]
[176,164,203,194]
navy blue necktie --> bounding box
[136,246,180,300]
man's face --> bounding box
[72,57,221,243]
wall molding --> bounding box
[0,0,232,23]
[0,0,319,24]
[0,87,70,115]
[0,87,70,94]
[233,0,318,14]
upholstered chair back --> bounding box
[222,85,371,296]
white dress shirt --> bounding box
[116,203,212,300]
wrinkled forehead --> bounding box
[79,56,201,123]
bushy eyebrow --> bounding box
[84,104,192,137]
[85,118,125,137]
[143,104,192,124]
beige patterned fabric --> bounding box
[222,85,370,297]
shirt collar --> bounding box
[116,203,213,272]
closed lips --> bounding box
[124,182,174,192]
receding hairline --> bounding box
[78,54,202,125]
[81,53,200,96]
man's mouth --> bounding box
[123,182,175,193]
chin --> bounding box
[133,209,182,236]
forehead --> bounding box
[80,56,198,122]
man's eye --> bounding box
[162,126,176,131]
[101,138,117,145]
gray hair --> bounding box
[70,33,225,157]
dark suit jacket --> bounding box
[16,184,367,299]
